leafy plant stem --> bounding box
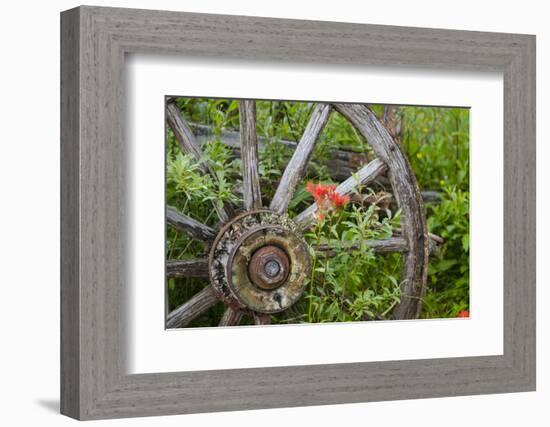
[308,221,322,323]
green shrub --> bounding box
[422,186,470,318]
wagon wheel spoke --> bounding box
[239,100,262,210]
[392,228,444,257]
[382,105,402,141]
[253,313,271,325]
[219,307,244,326]
[166,258,209,278]
[166,100,233,222]
[270,103,332,214]
[166,205,216,242]
[166,285,219,328]
[294,158,387,230]
[314,237,408,256]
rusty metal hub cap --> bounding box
[209,210,311,314]
[248,245,290,290]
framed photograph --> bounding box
[61,5,535,420]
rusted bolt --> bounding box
[248,245,290,290]
[264,260,281,277]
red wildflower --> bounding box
[305,181,350,221]
[329,192,350,209]
[306,182,336,202]
[457,310,469,318]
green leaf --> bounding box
[462,234,470,251]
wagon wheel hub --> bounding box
[209,210,311,314]
[249,245,290,290]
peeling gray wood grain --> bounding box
[315,237,408,255]
[166,259,209,278]
[239,100,262,210]
[270,103,331,213]
[166,102,203,160]
[316,236,441,257]
[166,285,219,328]
[166,206,216,242]
[219,307,244,326]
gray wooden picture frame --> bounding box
[60,5,536,420]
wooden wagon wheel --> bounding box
[165,100,428,328]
